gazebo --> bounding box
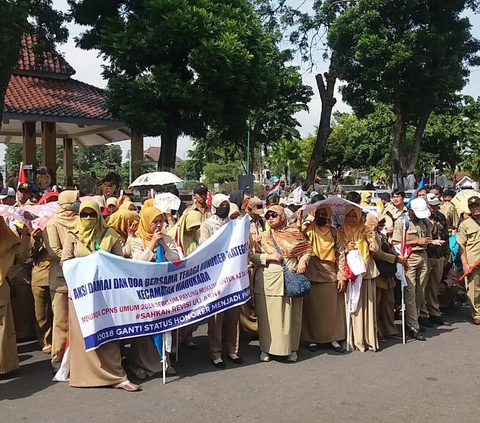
[0,34,144,185]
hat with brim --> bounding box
[18,183,31,192]
[0,187,15,200]
[248,197,264,215]
[411,198,431,219]
[426,193,441,206]
[468,196,480,208]
[193,184,208,194]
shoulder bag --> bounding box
[270,230,311,298]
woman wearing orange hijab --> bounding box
[301,204,346,353]
[251,205,312,363]
[127,207,180,380]
[338,206,380,352]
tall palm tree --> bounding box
[270,139,304,184]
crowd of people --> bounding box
[0,176,479,393]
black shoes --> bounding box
[410,328,426,341]
[227,355,244,365]
[429,315,444,325]
[211,359,225,369]
[418,317,434,328]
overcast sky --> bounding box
[1,1,480,165]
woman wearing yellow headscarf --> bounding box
[301,204,346,353]
[128,207,180,380]
[107,210,139,257]
[0,217,21,375]
[131,207,180,262]
[338,206,380,352]
[143,198,154,208]
[170,210,203,257]
[61,200,140,391]
[360,191,372,206]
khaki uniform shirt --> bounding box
[392,217,432,253]
[440,201,459,235]
[384,203,408,229]
[457,217,480,265]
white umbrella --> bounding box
[129,172,183,188]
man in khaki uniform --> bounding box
[420,194,450,327]
[440,189,459,235]
[384,189,408,235]
[392,198,433,341]
[458,196,480,324]
[30,229,53,353]
[179,184,212,347]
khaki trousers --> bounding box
[50,290,69,370]
[466,268,480,319]
[0,304,19,375]
[31,285,53,349]
[376,285,397,337]
[421,257,444,318]
[405,251,429,331]
[208,306,240,360]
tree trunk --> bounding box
[391,92,407,189]
[306,54,338,187]
[391,90,432,189]
[158,118,180,172]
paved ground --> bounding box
[1,303,479,423]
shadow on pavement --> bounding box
[0,358,54,401]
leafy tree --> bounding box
[69,0,296,172]
[203,161,242,185]
[328,0,480,188]
[0,1,68,132]
[269,139,304,183]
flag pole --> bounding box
[401,286,406,344]
[162,334,166,385]
[346,285,351,352]
[175,330,179,362]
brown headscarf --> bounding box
[56,190,79,230]
[256,205,312,258]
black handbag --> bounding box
[270,230,311,298]
[374,240,397,277]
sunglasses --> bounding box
[265,211,278,220]
[254,205,263,210]
[80,211,97,218]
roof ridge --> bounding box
[14,33,76,77]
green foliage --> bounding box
[329,0,480,118]
[69,0,308,169]
[268,139,304,180]
[203,162,242,186]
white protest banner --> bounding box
[154,193,181,213]
[302,196,377,217]
[63,217,251,351]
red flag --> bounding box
[18,162,26,186]
[207,190,212,206]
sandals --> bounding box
[114,380,142,392]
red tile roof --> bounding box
[4,74,115,121]
[144,146,183,163]
[15,33,75,77]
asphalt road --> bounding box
[1,303,479,423]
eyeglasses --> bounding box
[80,212,97,218]
[151,221,164,227]
[265,211,278,220]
